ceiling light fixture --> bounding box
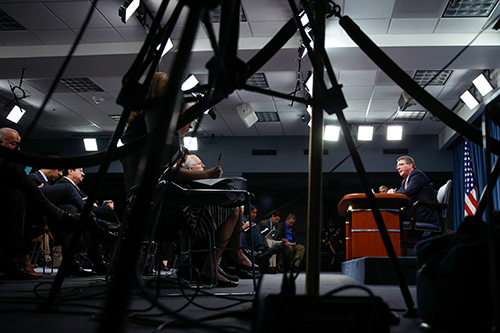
[92,96,104,105]
[472,73,494,96]
[157,38,173,58]
[181,74,199,92]
[183,137,198,151]
[387,125,403,141]
[305,73,313,97]
[324,125,340,141]
[6,105,25,124]
[236,103,258,128]
[460,90,479,110]
[204,108,217,120]
[119,0,141,23]
[306,105,312,127]
[83,138,98,151]
[398,91,415,111]
[357,125,373,141]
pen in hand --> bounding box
[217,152,222,167]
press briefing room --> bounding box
[0,0,500,332]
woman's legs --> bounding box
[227,206,252,267]
[201,206,251,280]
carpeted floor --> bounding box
[0,267,426,332]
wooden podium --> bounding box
[338,193,408,260]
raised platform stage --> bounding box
[341,256,417,285]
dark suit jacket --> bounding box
[396,169,439,224]
[56,177,87,200]
[257,218,272,235]
[29,170,50,187]
[55,177,117,222]
[28,175,86,212]
[275,221,300,243]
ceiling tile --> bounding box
[340,19,390,35]
[0,3,68,30]
[343,0,396,19]
[254,122,284,136]
[372,86,402,100]
[115,26,148,42]
[392,0,447,19]
[242,0,292,21]
[389,18,439,34]
[250,21,291,37]
[339,70,378,86]
[0,31,42,45]
[250,101,277,112]
[45,1,112,29]
[435,17,489,33]
[31,30,77,44]
[342,86,374,100]
[78,28,124,43]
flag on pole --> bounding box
[464,138,478,216]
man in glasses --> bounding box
[388,155,439,225]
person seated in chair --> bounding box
[120,72,254,287]
[0,127,84,280]
[52,167,119,274]
[387,155,439,225]
[177,153,257,283]
[241,205,277,274]
[275,213,305,273]
[257,211,283,274]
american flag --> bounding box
[464,138,478,217]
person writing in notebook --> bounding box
[387,156,439,225]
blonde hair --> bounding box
[127,72,170,124]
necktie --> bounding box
[405,179,408,189]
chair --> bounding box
[30,230,54,274]
[109,177,255,289]
[163,180,255,288]
[402,180,452,256]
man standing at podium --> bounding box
[387,156,439,225]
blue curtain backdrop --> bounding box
[453,121,500,230]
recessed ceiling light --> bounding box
[0,9,25,31]
[183,137,198,151]
[60,78,103,93]
[324,125,340,141]
[358,125,373,141]
[246,73,268,88]
[443,0,499,17]
[387,125,403,141]
[413,70,453,86]
[83,138,98,151]
[256,112,280,122]
[108,115,121,122]
[395,110,427,121]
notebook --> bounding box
[266,229,281,240]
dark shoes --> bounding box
[95,218,121,232]
[0,261,38,280]
[223,257,258,279]
[217,265,239,282]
